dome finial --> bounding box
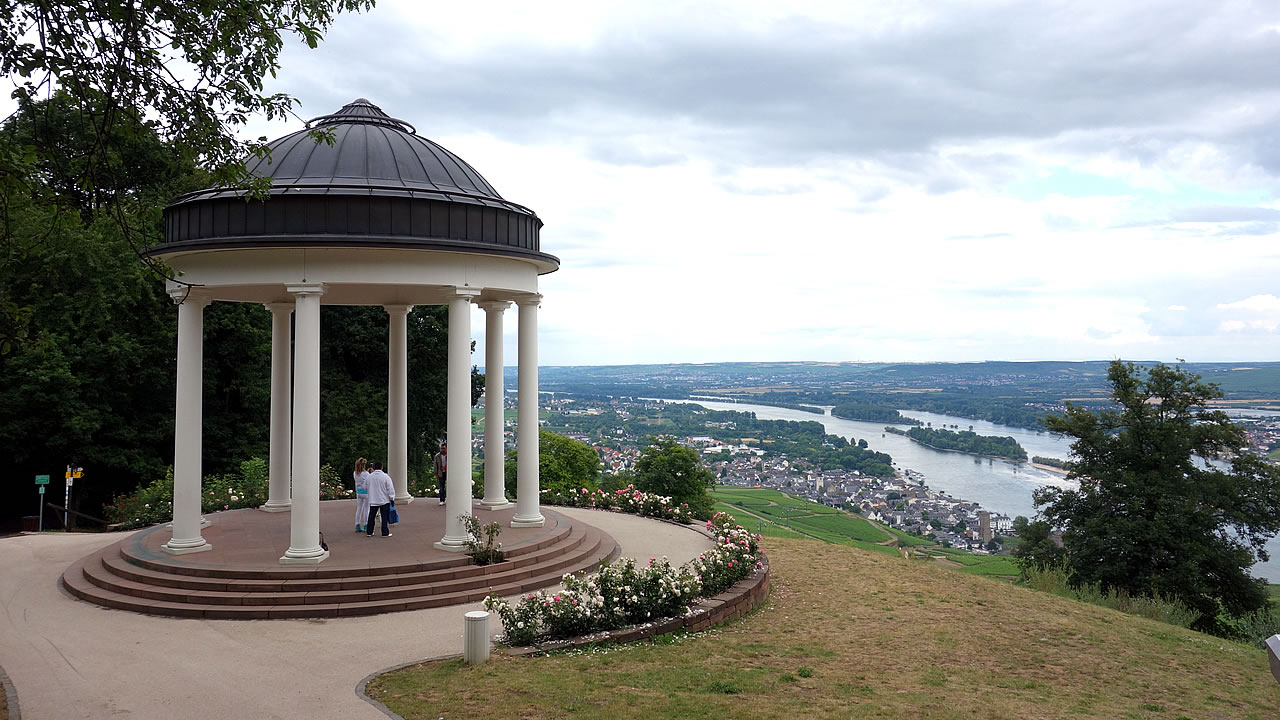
[306,98,416,134]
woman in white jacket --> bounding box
[353,457,370,533]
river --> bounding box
[680,399,1280,583]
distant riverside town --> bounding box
[478,394,1017,552]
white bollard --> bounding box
[464,610,490,665]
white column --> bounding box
[164,292,212,555]
[479,301,512,510]
[512,294,544,528]
[261,303,293,512]
[386,304,413,503]
[281,284,328,564]
[435,287,481,551]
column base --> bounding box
[259,501,291,513]
[394,493,414,504]
[479,498,513,510]
[433,537,470,552]
[162,539,212,555]
[511,514,545,528]
[280,547,329,565]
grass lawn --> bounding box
[370,538,1280,719]
[796,513,890,543]
[712,503,808,540]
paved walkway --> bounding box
[0,508,712,720]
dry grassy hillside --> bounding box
[373,538,1280,719]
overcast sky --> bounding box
[254,1,1279,365]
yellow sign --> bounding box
[73,471,83,478]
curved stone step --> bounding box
[101,522,592,594]
[61,515,622,620]
[82,525,609,608]
[117,516,575,580]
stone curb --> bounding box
[0,661,20,720]
[355,655,462,720]
[501,551,771,656]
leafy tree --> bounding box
[0,92,198,516]
[0,0,375,190]
[1011,516,1064,578]
[504,430,601,497]
[1034,361,1280,626]
[0,1,375,353]
[634,437,716,520]
[0,90,478,524]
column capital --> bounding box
[514,293,542,307]
[449,286,483,300]
[263,302,294,314]
[383,304,414,316]
[169,288,211,308]
[477,300,512,312]
[286,283,327,297]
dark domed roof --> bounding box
[248,98,506,202]
[152,99,555,270]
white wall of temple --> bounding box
[162,247,547,305]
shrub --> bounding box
[541,484,695,524]
[461,514,504,566]
[485,511,763,645]
[104,458,350,529]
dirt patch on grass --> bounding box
[370,539,1280,719]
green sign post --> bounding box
[34,475,49,532]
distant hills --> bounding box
[524,360,1280,403]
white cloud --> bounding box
[1216,294,1280,332]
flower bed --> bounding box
[541,485,695,524]
[485,512,762,646]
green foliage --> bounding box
[898,426,1028,460]
[1011,515,1065,580]
[1218,606,1280,648]
[102,456,350,530]
[1031,456,1068,469]
[0,92,480,520]
[1019,565,1200,630]
[461,514,504,566]
[0,0,375,192]
[1036,360,1280,628]
[831,401,920,425]
[504,430,602,497]
[634,438,716,520]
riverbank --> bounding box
[1030,462,1069,476]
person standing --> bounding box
[353,457,370,533]
[433,441,447,506]
[365,461,395,538]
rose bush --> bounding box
[541,484,695,524]
[485,512,762,644]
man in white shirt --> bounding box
[365,461,396,538]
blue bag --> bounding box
[388,504,399,524]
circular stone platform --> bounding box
[60,501,617,619]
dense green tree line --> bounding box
[831,401,921,425]
[0,93,475,525]
[892,426,1028,460]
